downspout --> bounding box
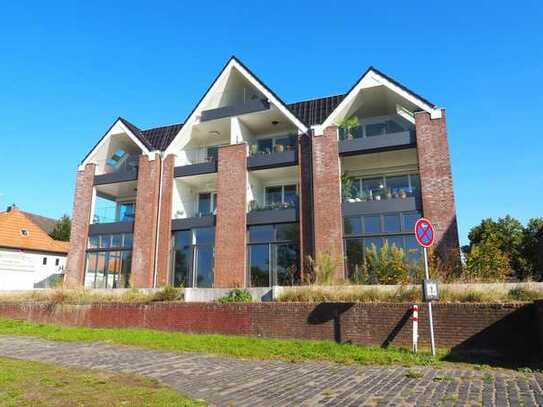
[152,152,164,288]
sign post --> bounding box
[414,218,437,357]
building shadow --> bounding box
[307,303,354,343]
[381,308,412,349]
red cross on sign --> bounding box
[414,218,435,248]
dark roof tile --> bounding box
[287,94,346,126]
[142,123,184,151]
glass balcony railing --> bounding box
[341,174,421,203]
[248,199,298,213]
[92,205,136,224]
[248,135,297,156]
[94,154,139,175]
[181,146,223,165]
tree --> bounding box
[464,235,513,282]
[49,215,71,241]
[522,218,543,280]
[465,215,526,278]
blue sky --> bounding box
[0,1,541,244]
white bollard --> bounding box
[412,304,419,353]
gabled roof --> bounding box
[0,208,69,254]
[287,94,346,126]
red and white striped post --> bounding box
[411,304,419,353]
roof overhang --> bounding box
[316,67,442,134]
[165,57,309,155]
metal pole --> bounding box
[424,247,436,357]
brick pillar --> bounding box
[156,154,175,287]
[415,110,459,261]
[64,163,95,288]
[214,144,247,288]
[298,132,314,280]
[131,154,161,288]
[312,126,345,281]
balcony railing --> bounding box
[92,206,136,224]
[183,147,219,165]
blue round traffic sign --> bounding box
[414,218,435,248]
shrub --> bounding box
[152,285,181,302]
[463,236,513,282]
[354,242,410,285]
[217,289,253,304]
[507,287,543,302]
[303,251,343,285]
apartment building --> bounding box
[64,57,458,289]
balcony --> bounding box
[174,147,219,177]
[93,154,139,185]
[172,214,215,231]
[200,98,270,122]
[247,137,298,170]
[339,130,415,156]
[89,205,135,235]
[247,202,298,225]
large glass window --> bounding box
[247,223,300,287]
[339,117,408,141]
[198,192,217,215]
[171,227,215,288]
[344,174,420,201]
[343,212,422,280]
[84,233,133,289]
[264,185,298,208]
[252,134,297,155]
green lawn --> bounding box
[0,318,444,367]
[0,356,205,406]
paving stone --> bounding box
[0,335,541,406]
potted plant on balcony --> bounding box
[385,188,392,200]
[249,144,258,156]
[275,144,285,153]
[338,116,359,141]
[399,189,407,199]
[341,173,354,202]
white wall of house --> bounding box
[0,248,66,290]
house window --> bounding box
[251,134,297,155]
[344,174,420,201]
[20,229,29,236]
[55,258,60,266]
[84,233,133,289]
[247,223,300,287]
[42,257,47,265]
[198,192,217,215]
[264,185,297,208]
[171,227,215,288]
[343,211,423,281]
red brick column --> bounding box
[415,110,459,260]
[298,132,314,280]
[64,163,95,288]
[312,126,345,281]
[131,154,161,288]
[214,144,247,288]
[156,154,175,287]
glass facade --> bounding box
[343,212,422,279]
[247,223,300,287]
[171,227,215,288]
[85,233,133,289]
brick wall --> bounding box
[131,154,161,288]
[214,144,247,288]
[0,301,536,359]
[311,126,344,280]
[64,164,95,288]
[298,132,314,278]
[415,110,459,260]
[156,154,175,287]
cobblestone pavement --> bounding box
[0,336,541,406]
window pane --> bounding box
[119,203,135,222]
[84,253,97,288]
[405,235,423,263]
[265,186,282,206]
[410,174,421,197]
[100,235,111,249]
[385,120,404,133]
[248,225,274,243]
[173,230,192,288]
[207,146,219,162]
[385,236,404,251]
[111,234,123,248]
[198,193,211,215]
[94,252,107,288]
[120,251,132,288]
[364,237,383,254]
[384,214,401,233]
[275,135,296,151]
[403,213,420,233]
[88,235,99,249]
[123,233,133,248]
[195,246,214,288]
[364,215,381,234]
[345,239,364,281]
[283,185,297,206]
[276,223,299,242]
[257,139,273,154]
[212,192,217,212]
[362,177,384,200]
[106,251,121,288]
[274,243,299,286]
[194,227,215,244]
[386,176,409,196]
[343,217,362,236]
[249,244,270,287]
[366,122,386,137]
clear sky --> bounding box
[0,1,541,245]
